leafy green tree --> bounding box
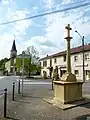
[1,63,6,75]
[16,58,22,74]
[0,58,8,75]
[0,58,8,68]
[25,46,41,77]
[16,46,41,77]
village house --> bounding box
[40,44,90,81]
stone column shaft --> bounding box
[65,24,72,73]
[67,40,71,73]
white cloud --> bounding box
[0,34,14,58]
[44,8,90,50]
[24,35,60,58]
[7,10,32,38]
[62,0,72,4]
[43,0,54,9]
[32,6,39,14]
[1,0,15,6]
[27,0,90,58]
[0,9,32,59]
[1,0,11,5]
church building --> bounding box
[5,40,17,75]
[5,40,30,75]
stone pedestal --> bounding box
[53,81,83,104]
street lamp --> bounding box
[28,51,31,78]
[22,51,25,94]
[75,30,85,82]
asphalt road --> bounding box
[0,76,52,94]
[0,76,90,95]
[0,76,17,92]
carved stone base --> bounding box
[53,81,83,104]
[61,72,77,82]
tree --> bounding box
[25,46,41,78]
[0,58,8,67]
[0,63,6,75]
[0,58,8,75]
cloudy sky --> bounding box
[0,0,90,59]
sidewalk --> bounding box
[0,85,90,120]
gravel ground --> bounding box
[0,84,90,120]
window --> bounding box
[50,59,52,67]
[74,70,79,75]
[45,61,47,67]
[85,54,89,60]
[43,60,47,67]
[15,67,17,71]
[85,70,90,75]
[74,56,78,61]
[43,61,44,67]
[54,58,57,63]
[63,55,66,61]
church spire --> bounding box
[11,40,17,51]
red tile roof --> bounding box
[40,43,90,60]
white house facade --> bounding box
[40,44,90,81]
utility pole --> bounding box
[22,51,24,94]
[29,53,31,78]
[75,31,85,82]
[82,36,85,82]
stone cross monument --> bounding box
[53,24,83,104]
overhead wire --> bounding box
[0,2,90,25]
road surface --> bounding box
[0,76,90,95]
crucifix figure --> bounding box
[65,24,72,73]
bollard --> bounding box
[52,78,54,90]
[18,80,20,94]
[4,88,7,118]
[12,82,15,101]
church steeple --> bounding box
[10,40,17,58]
[11,40,17,51]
